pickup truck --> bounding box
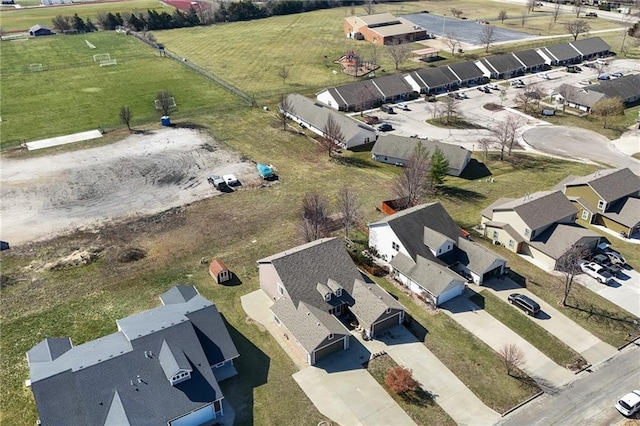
[207,175,227,190]
[580,261,613,284]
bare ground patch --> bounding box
[0,128,257,245]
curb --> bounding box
[501,391,544,417]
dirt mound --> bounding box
[117,247,147,263]
[44,247,103,271]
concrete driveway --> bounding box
[442,296,575,391]
[293,339,416,426]
[575,268,640,317]
[354,325,500,426]
[477,279,617,365]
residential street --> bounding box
[500,343,640,426]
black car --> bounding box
[508,293,541,316]
[380,105,395,114]
[377,123,394,132]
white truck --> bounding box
[580,261,613,284]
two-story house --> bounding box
[481,191,601,269]
[555,168,640,238]
[368,203,506,306]
[26,286,239,426]
[258,238,405,366]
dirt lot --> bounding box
[0,128,257,245]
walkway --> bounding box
[442,296,575,391]
[25,129,103,151]
[354,325,501,426]
[476,279,617,366]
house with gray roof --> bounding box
[481,191,601,269]
[570,37,611,60]
[29,24,53,36]
[26,286,239,426]
[446,61,486,87]
[555,168,640,238]
[258,238,405,365]
[553,83,607,112]
[368,203,506,306]
[479,54,526,79]
[512,49,547,73]
[316,74,414,111]
[538,43,581,66]
[589,74,640,105]
[279,94,376,149]
[404,67,458,94]
[371,135,471,176]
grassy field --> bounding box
[539,104,640,140]
[0,32,245,147]
[367,354,457,425]
[0,0,167,32]
[468,290,582,367]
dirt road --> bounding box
[0,128,256,245]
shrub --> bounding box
[385,366,419,394]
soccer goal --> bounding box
[99,58,117,67]
[28,63,44,72]
[154,97,177,110]
[93,53,110,62]
[85,39,96,49]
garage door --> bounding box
[372,313,401,336]
[482,266,502,283]
[313,338,345,364]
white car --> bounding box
[580,262,613,284]
[396,103,410,111]
[605,250,626,265]
[223,174,239,186]
[579,79,591,86]
[486,83,499,90]
[615,390,640,417]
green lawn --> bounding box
[538,104,640,140]
[0,32,245,147]
[468,290,581,367]
[367,354,456,426]
[0,0,167,32]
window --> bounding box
[214,399,222,414]
[392,242,399,251]
[215,361,226,368]
[597,200,605,210]
[581,210,589,220]
[437,248,441,254]
[508,239,514,249]
[524,228,531,237]
[336,288,342,297]
[492,230,499,239]
[324,293,331,302]
[274,315,281,325]
[328,333,334,340]
[386,307,391,314]
[447,245,451,250]
[277,283,284,296]
[531,230,536,238]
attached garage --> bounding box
[482,266,502,283]
[312,337,348,365]
[437,285,465,305]
[371,312,403,336]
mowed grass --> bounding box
[0,0,167,32]
[468,290,581,367]
[0,32,245,147]
[540,104,640,140]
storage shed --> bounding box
[209,259,231,284]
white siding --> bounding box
[316,91,341,110]
[170,404,215,426]
[368,223,409,262]
[437,284,464,305]
[403,74,423,93]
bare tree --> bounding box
[480,25,496,53]
[515,83,543,113]
[487,115,523,160]
[279,65,289,85]
[392,141,431,209]
[553,1,562,23]
[520,11,527,28]
[300,191,330,243]
[499,344,527,376]
[556,243,590,306]
[450,8,464,18]
[367,43,381,69]
[499,89,508,106]
[620,14,635,55]
[444,31,461,55]
[498,10,508,24]
[556,84,579,113]
[277,94,295,131]
[573,0,583,17]
[155,90,176,116]
[320,115,345,158]
[363,0,375,15]
[528,0,537,12]
[591,97,624,129]
[594,60,607,78]
[478,137,493,160]
[338,185,361,239]
[442,96,459,123]
[386,41,409,70]
[564,19,590,40]
[119,106,133,131]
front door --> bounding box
[333,304,342,315]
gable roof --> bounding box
[446,61,484,81]
[350,279,404,328]
[543,43,581,62]
[589,74,640,102]
[570,37,611,56]
[483,53,525,73]
[454,238,506,274]
[371,135,470,172]
[409,67,455,89]
[486,191,577,231]
[558,84,607,108]
[371,74,415,98]
[160,285,199,305]
[282,94,375,140]
[513,49,545,67]
[604,197,640,228]
[370,202,462,261]
[390,253,465,297]
[561,168,640,203]
[26,286,238,426]
[528,223,600,259]
[258,238,362,310]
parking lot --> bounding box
[575,266,640,317]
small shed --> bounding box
[29,25,53,37]
[209,259,231,284]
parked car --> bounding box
[363,115,380,125]
[377,123,394,132]
[573,65,582,72]
[477,86,491,93]
[596,58,607,65]
[585,12,598,17]
[510,79,525,87]
[605,250,626,265]
[486,83,500,90]
[457,91,468,99]
[508,293,541,316]
[592,254,621,275]
[598,74,610,80]
[615,390,640,417]
[580,262,613,284]
[584,62,596,68]
[380,105,395,114]
[207,175,227,190]
[223,174,239,186]
[611,72,624,78]
[579,79,592,85]
[396,103,410,111]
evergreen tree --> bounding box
[428,147,449,189]
[71,13,86,32]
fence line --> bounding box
[129,31,253,106]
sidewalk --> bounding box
[442,296,575,391]
[476,280,617,366]
[354,326,501,426]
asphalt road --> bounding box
[500,344,640,426]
